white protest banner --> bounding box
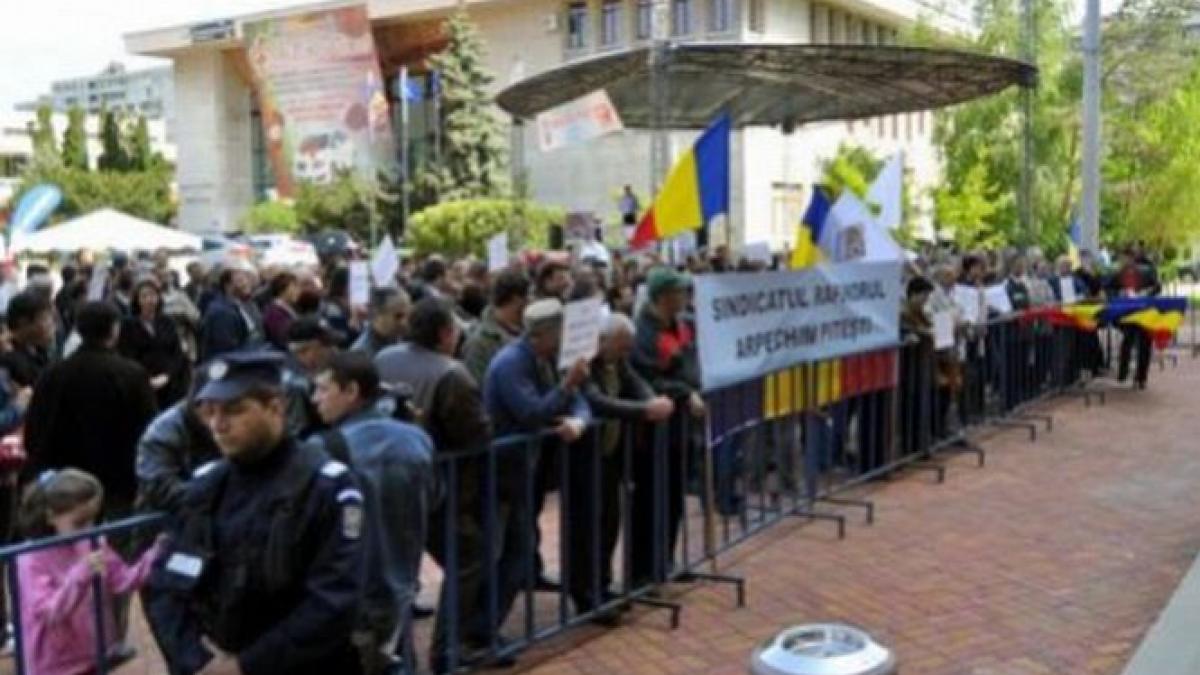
[1059,277,1078,305]
[558,297,604,371]
[743,241,772,266]
[692,260,902,391]
[87,266,108,302]
[952,285,982,325]
[933,312,955,350]
[984,284,1013,314]
[487,232,509,272]
[349,261,370,306]
[536,89,624,152]
[370,236,399,288]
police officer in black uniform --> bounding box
[146,350,366,675]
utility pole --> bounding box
[1081,0,1102,254]
[1018,0,1036,243]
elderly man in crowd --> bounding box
[567,313,674,621]
[198,263,264,361]
[483,298,590,662]
[351,287,412,358]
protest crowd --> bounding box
[0,230,1171,675]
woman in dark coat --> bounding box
[118,277,189,408]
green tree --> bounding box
[910,0,1077,250]
[935,161,1005,250]
[241,200,301,234]
[12,161,175,224]
[819,143,881,200]
[127,115,156,172]
[98,108,129,172]
[61,106,89,171]
[294,171,380,241]
[407,198,563,258]
[26,105,58,160]
[412,8,509,207]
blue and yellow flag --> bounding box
[790,185,831,270]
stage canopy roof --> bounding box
[496,43,1036,130]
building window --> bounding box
[601,0,622,46]
[636,0,653,39]
[567,1,589,51]
[748,0,764,33]
[709,0,734,33]
[672,0,692,36]
[918,111,927,135]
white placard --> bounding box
[558,297,604,371]
[952,285,981,325]
[933,311,955,350]
[370,236,399,288]
[984,284,1013,315]
[487,233,509,273]
[692,261,903,391]
[1058,277,1077,305]
[87,266,108,302]
[743,241,772,265]
[349,261,370,307]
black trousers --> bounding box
[1118,325,1152,384]
[564,433,624,611]
[629,416,686,587]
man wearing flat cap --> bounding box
[146,350,367,675]
[630,267,706,588]
[482,298,591,662]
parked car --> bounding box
[247,234,320,268]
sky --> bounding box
[0,0,1126,114]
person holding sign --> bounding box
[925,264,965,440]
[482,299,591,657]
[630,267,704,588]
[568,313,674,622]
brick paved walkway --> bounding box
[7,354,1200,675]
[517,356,1200,675]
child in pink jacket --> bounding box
[16,469,163,675]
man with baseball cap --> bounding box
[146,349,367,675]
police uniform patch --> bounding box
[321,461,348,478]
[341,502,363,540]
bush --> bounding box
[11,158,175,225]
[407,199,563,258]
[241,200,300,234]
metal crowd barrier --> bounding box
[0,310,1170,674]
[0,512,166,675]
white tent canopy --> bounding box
[11,208,201,254]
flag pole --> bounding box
[399,66,411,239]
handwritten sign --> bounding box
[984,284,1013,315]
[558,297,604,371]
[1059,277,1078,305]
[349,261,370,307]
[371,235,399,288]
[933,311,955,350]
[487,233,509,273]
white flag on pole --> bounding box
[818,191,904,264]
[867,152,904,232]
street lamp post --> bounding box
[1081,0,1102,255]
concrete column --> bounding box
[173,50,254,234]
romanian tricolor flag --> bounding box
[630,114,731,248]
[789,186,832,270]
[1106,297,1187,349]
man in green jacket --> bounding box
[460,270,529,383]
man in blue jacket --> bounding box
[483,298,590,657]
[198,265,264,362]
[312,351,434,674]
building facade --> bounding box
[126,0,971,243]
[18,63,176,141]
